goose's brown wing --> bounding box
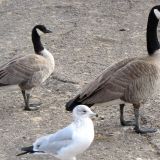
[0,54,47,86]
[77,59,158,104]
[77,58,135,102]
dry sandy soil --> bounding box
[1,0,160,160]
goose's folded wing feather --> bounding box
[76,58,135,102]
[77,60,158,104]
[0,55,47,85]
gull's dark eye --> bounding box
[37,144,40,148]
[83,110,87,113]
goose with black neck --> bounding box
[0,25,55,111]
[66,5,160,134]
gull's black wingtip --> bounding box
[16,146,34,156]
[16,151,29,156]
[21,146,33,152]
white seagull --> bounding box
[17,105,97,160]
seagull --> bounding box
[17,105,97,160]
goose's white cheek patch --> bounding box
[154,9,160,19]
[36,28,44,36]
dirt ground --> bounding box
[1,0,160,160]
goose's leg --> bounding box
[24,93,31,111]
[21,90,40,111]
[21,90,28,108]
[120,104,135,126]
[25,93,41,111]
[133,103,157,134]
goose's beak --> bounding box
[46,29,52,33]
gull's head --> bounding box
[73,105,97,119]
[152,5,160,20]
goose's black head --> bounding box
[147,5,160,55]
[32,25,52,54]
[33,25,52,34]
[150,5,160,20]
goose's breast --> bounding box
[122,67,160,103]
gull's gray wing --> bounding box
[33,123,74,154]
[42,140,72,155]
[48,124,74,142]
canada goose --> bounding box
[0,25,55,111]
[66,5,160,134]
[17,105,96,160]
